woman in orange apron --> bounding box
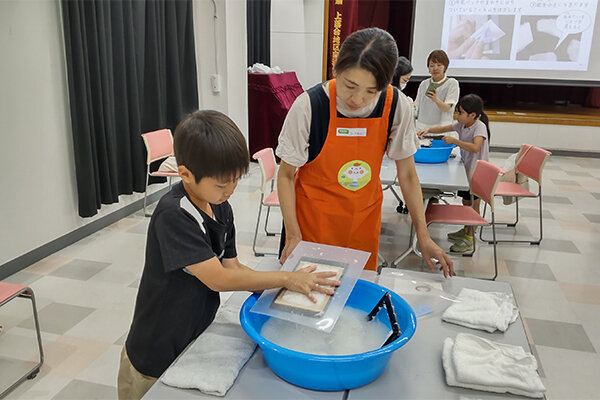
[276,28,453,276]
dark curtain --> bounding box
[247,0,270,66]
[61,0,198,217]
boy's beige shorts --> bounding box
[117,346,157,400]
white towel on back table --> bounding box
[442,288,519,332]
[442,333,545,398]
[161,305,257,396]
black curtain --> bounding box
[61,0,198,217]
[247,0,271,66]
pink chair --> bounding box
[252,148,280,256]
[141,129,179,217]
[424,160,504,280]
[480,144,551,245]
[0,283,44,397]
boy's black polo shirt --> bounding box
[125,182,236,377]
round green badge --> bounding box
[338,160,372,191]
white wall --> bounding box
[490,122,600,152]
[0,0,246,269]
[193,0,248,138]
[271,0,325,89]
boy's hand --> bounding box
[286,265,341,303]
[417,128,429,138]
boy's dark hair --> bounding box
[173,110,249,183]
[392,56,413,87]
[457,94,491,139]
[427,50,450,72]
[334,28,398,91]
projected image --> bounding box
[447,15,515,60]
[517,15,584,62]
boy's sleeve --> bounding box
[223,210,237,259]
[154,207,216,273]
[452,121,461,132]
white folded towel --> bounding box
[442,288,519,332]
[442,333,545,398]
[161,305,257,396]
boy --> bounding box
[118,110,339,400]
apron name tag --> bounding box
[337,127,367,137]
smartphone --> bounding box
[426,81,440,94]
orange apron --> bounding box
[295,79,393,270]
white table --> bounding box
[348,269,536,400]
[380,156,470,268]
[145,261,535,400]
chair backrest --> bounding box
[515,144,551,184]
[141,129,174,164]
[252,148,277,194]
[470,160,504,212]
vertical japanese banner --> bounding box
[326,0,359,80]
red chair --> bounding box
[479,144,551,245]
[141,129,179,217]
[0,283,44,397]
[423,160,504,280]
[252,148,280,256]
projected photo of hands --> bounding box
[447,15,514,60]
[441,0,598,72]
[517,15,583,62]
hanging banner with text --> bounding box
[327,0,359,80]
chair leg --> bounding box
[531,188,543,245]
[264,206,278,236]
[252,199,264,257]
[480,194,541,245]
[489,213,498,280]
[0,289,44,398]
[143,168,151,217]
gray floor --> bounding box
[1,151,600,399]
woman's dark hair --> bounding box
[173,110,249,183]
[427,49,450,72]
[334,28,398,91]
[392,56,413,87]
[457,94,490,139]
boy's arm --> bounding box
[444,135,484,153]
[187,257,339,302]
[222,257,253,272]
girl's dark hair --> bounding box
[427,49,450,72]
[334,28,398,91]
[173,110,249,183]
[457,94,490,139]
[392,56,413,87]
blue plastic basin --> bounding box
[414,139,455,163]
[239,279,417,391]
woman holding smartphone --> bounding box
[414,50,460,131]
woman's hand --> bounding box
[279,235,302,264]
[418,237,454,278]
[443,136,457,145]
[417,128,430,138]
[285,265,341,303]
[425,89,439,103]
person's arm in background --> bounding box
[275,92,312,264]
[395,158,454,277]
[277,161,302,263]
[416,124,453,137]
[444,135,484,153]
[387,92,454,277]
[427,78,460,113]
